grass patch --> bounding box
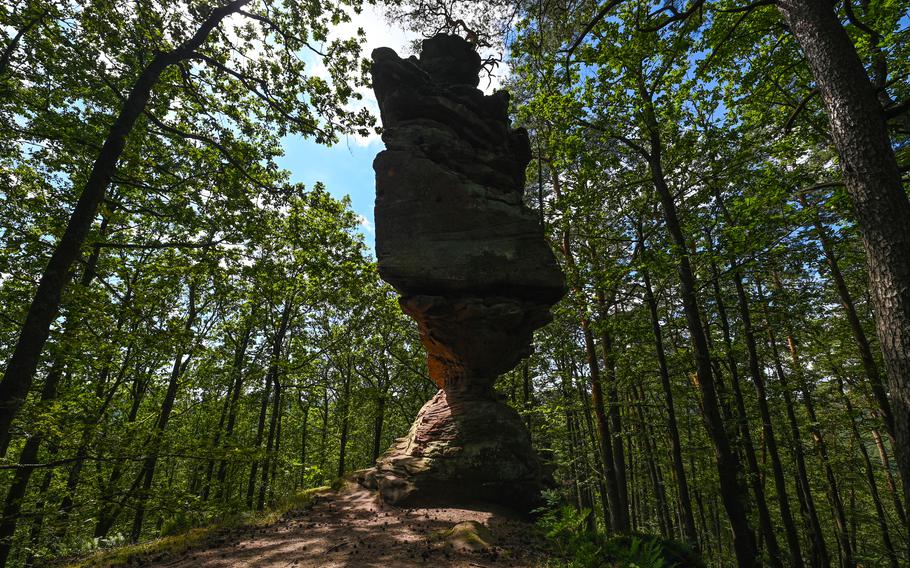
[59,486,330,568]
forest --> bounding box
[0,0,908,566]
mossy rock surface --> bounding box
[433,520,495,552]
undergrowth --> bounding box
[536,499,704,568]
[58,486,330,568]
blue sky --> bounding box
[277,135,382,250]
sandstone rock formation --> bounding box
[359,34,565,513]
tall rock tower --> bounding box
[360,34,565,512]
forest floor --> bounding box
[111,482,553,568]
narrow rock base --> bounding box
[357,389,547,514]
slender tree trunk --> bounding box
[706,248,782,567]
[633,383,672,538]
[757,278,830,568]
[0,362,62,567]
[777,0,910,518]
[640,83,757,565]
[801,195,894,441]
[731,272,803,566]
[337,356,352,479]
[831,367,899,568]
[596,288,629,523]
[94,364,152,538]
[581,319,624,532]
[215,324,253,501]
[371,394,386,463]
[572,354,611,531]
[258,373,282,511]
[298,401,310,487]
[639,248,698,546]
[130,284,197,542]
[785,332,854,567]
[553,169,625,533]
[871,428,907,526]
[23,464,54,568]
[57,343,133,538]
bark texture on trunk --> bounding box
[777,0,910,512]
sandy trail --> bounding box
[144,484,550,568]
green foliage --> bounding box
[537,502,701,568]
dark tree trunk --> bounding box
[371,394,386,463]
[596,290,629,523]
[758,279,830,568]
[639,248,698,546]
[581,319,625,532]
[257,300,293,510]
[0,363,61,567]
[130,285,197,542]
[707,254,783,568]
[801,195,894,442]
[298,401,310,487]
[572,354,612,531]
[633,382,672,538]
[640,85,757,565]
[215,324,253,501]
[871,428,907,527]
[731,272,803,567]
[94,364,152,538]
[832,367,899,568]
[337,356,352,479]
[777,0,910,517]
[785,332,854,567]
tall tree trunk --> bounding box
[800,195,894,441]
[632,382,672,538]
[0,0,252,455]
[596,289,629,523]
[711,187,804,565]
[731,272,803,566]
[707,254,783,568]
[215,324,253,501]
[298,400,310,487]
[57,343,133,539]
[871,428,907,526]
[572,353,612,531]
[785,331,854,567]
[639,82,757,565]
[94,363,152,538]
[371,394,386,463]
[581,319,625,532]
[0,362,62,567]
[757,278,830,567]
[777,0,910,517]
[831,367,899,568]
[257,300,293,511]
[553,169,626,533]
[337,356,352,479]
[638,243,698,546]
[130,284,197,542]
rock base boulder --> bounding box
[358,389,547,513]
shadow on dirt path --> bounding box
[143,483,552,568]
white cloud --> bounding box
[357,213,374,233]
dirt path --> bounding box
[144,483,552,568]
